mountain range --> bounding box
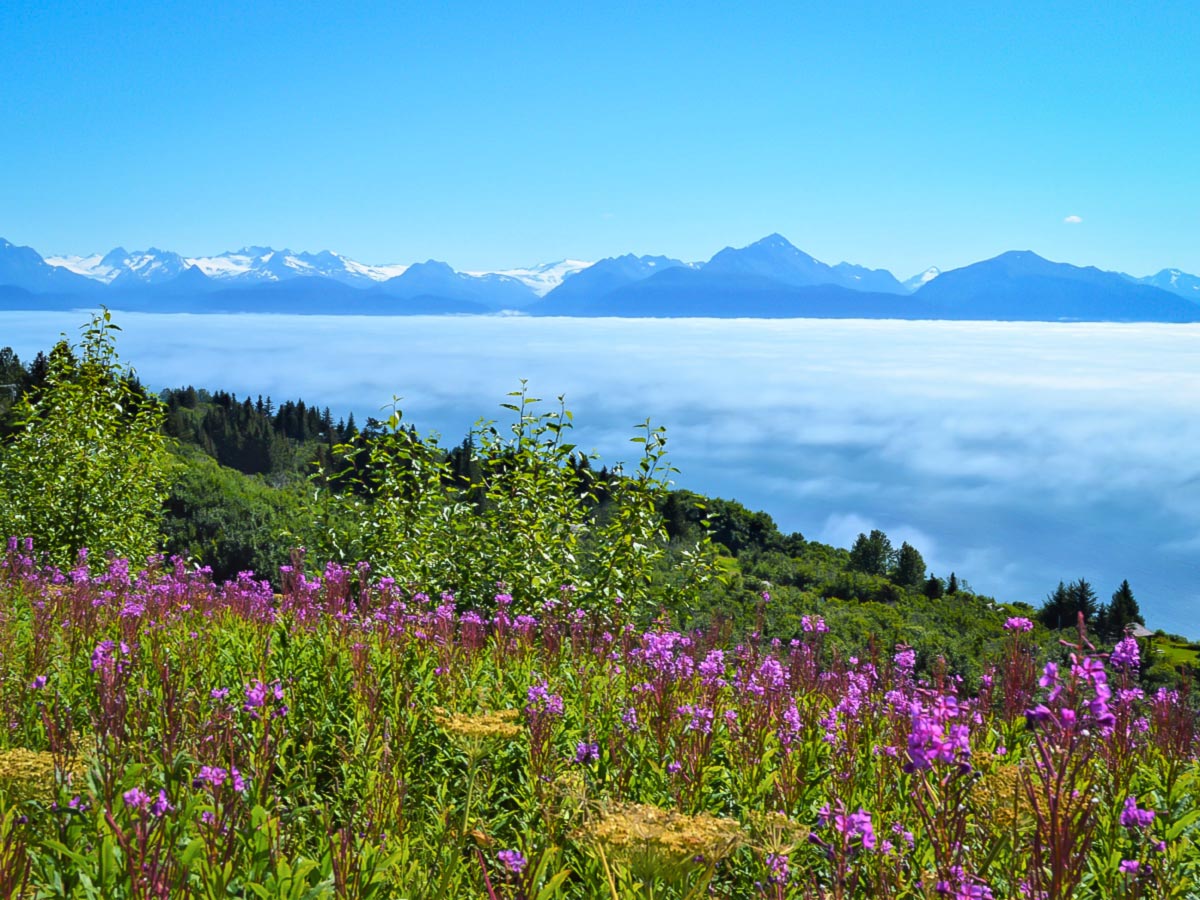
[2,234,1198,322]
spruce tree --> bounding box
[891,541,926,589]
[1106,579,1143,636]
[1039,580,1069,629]
[849,529,893,576]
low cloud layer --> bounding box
[6,311,1198,636]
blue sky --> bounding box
[3,1,1198,276]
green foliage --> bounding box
[0,310,172,565]
[161,386,338,479]
[162,448,307,583]
[305,384,675,615]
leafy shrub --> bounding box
[305,384,676,616]
[0,310,171,565]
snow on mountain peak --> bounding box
[468,259,593,297]
[902,266,941,292]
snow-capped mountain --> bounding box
[1134,269,1200,302]
[43,250,124,283]
[186,248,409,286]
[467,260,592,297]
[47,247,195,286]
[903,267,941,293]
[2,238,102,293]
[10,234,1200,323]
[379,260,538,309]
[45,246,410,288]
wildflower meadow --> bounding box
[0,543,1196,898]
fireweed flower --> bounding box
[905,694,970,772]
[497,848,527,874]
[29,675,47,690]
[243,679,287,719]
[123,786,152,811]
[1111,636,1140,671]
[150,789,174,817]
[1119,796,1155,830]
[194,765,246,793]
[778,703,803,747]
[676,704,715,734]
[195,766,227,788]
[765,853,790,885]
[698,649,727,687]
[525,681,564,718]
[818,802,877,852]
[1038,661,1059,692]
[575,741,600,765]
[90,640,117,672]
[801,615,828,633]
[1004,617,1034,632]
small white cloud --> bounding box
[1063,215,1083,224]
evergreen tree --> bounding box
[1105,579,1143,637]
[890,541,926,589]
[1039,580,1070,629]
[924,573,945,599]
[947,571,959,594]
[849,529,893,576]
[1067,578,1099,627]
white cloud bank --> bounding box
[1064,215,1083,224]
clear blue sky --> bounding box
[3,0,1198,276]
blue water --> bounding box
[3,310,1198,637]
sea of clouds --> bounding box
[4,311,1198,637]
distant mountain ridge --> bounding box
[3,234,1199,322]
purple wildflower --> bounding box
[1111,636,1140,671]
[766,853,790,885]
[525,681,564,718]
[123,786,152,811]
[150,790,174,817]
[497,848,527,874]
[1119,796,1155,830]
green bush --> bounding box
[305,384,677,615]
[0,310,171,566]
